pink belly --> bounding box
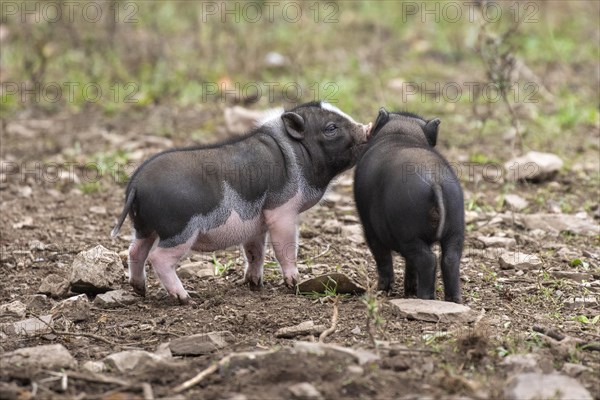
[191,211,266,252]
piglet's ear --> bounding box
[424,118,441,147]
[282,112,305,140]
[371,107,390,135]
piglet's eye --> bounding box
[324,123,338,135]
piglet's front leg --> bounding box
[265,211,299,288]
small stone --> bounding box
[549,271,593,283]
[275,320,328,339]
[178,262,214,280]
[322,219,342,234]
[12,216,34,229]
[89,206,106,215]
[503,194,529,210]
[321,192,342,207]
[297,273,365,295]
[341,224,364,244]
[93,289,138,308]
[561,362,592,377]
[1,315,53,336]
[501,354,542,373]
[104,350,168,373]
[504,372,592,400]
[2,344,75,370]
[564,296,597,309]
[51,294,90,322]
[70,245,124,294]
[293,341,379,365]
[169,331,234,356]
[288,382,323,400]
[504,151,563,182]
[351,326,362,335]
[82,360,105,373]
[499,252,542,270]
[477,236,517,248]
[346,365,364,375]
[38,274,70,298]
[154,342,172,358]
[389,299,476,323]
[25,294,54,311]
[0,301,26,318]
[521,213,599,237]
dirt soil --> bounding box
[1,108,599,399]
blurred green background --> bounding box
[1,0,598,157]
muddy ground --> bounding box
[1,107,599,399]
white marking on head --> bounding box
[320,102,357,123]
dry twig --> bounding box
[319,297,339,343]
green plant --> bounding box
[212,255,234,276]
[572,315,599,325]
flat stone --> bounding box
[51,294,90,322]
[38,274,70,298]
[178,262,214,280]
[275,320,328,339]
[93,289,138,308]
[169,331,234,356]
[25,294,54,311]
[1,315,53,336]
[2,344,75,370]
[477,236,517,249]
[0,300,26,318]
[504,151,563,182]
[503,194,529,210]
[504,372,592,400]
[293,341,379,366]
[389,299,476,323]
[521,213,599,237]
[550,271,594,283]
[564,296,597,309]
[499,252,542,270]
[104,350,168,373]
[70,245,124,294]
[288,382,323,400]
[297,273,365,295]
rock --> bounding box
[341,224,364,244]
[2,344,75,370]
[504,151,563,182]
[503,194,529,210]
[389,299,476,323]
[561,363,592,377]
[275,320,328,339]
[564,296,597,309]
[51,294,90,321]
[93,289,138,308]
[0,300,26,318]
[521,213,599,237]
[382,355,410,371]
[104,350,168,373]
[297,273,365,295]
[499,252,542,270]
[504,373,592,400]
[477,236,516,248]
[82,360,105,373]
[25,294,54,310]
[293,342,379,366]
[178,262,214,280]
[89,206,106,215]
[169,331,234,356]
[288,382,323,400]
[321,219,342,234]
[1,315,53,336]
[347,365,364,375]
[351,326,361,335]
[70,245,124,294]
[12,216,34,229]
[550,271,594,283]
[155,342,172,358]
[38,274,70,298]
[321,192,342,207]
[501,354,543,373]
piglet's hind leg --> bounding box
[243,233,267,290]
[147,242,191,304]
[128,233,157,297]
